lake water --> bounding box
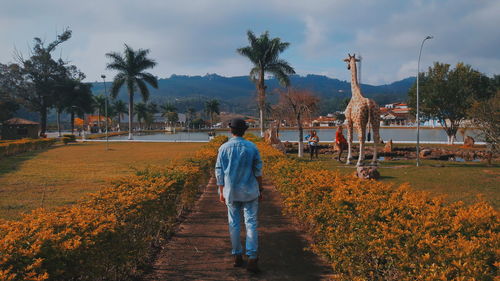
[108,128,482,143]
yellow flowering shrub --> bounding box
[258,143,499,280]
[0,138,225,281]
[0,138,56,158]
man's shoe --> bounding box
[246,258,259,273]
[233,254,243,267]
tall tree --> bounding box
[205,99,220,128]
[408,62,493,144]
[66,82,93,134]
[146,102,159,129]
[53,64,86,137]
[15,29,72,136]
[112,100,127,131]
[468,76,499,162]
[106,44,158,140]
[186,107,197,128]
[278,89,319,157]
[237,30,295,136]
[93,95,106,133]
[161,102,177,127]
[134,102,148,130]
[0,63,23,122]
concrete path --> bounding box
[143,178,333,281]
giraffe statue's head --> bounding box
[343,53,360,70]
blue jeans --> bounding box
[226,199,259,259]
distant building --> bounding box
[311,115,338,127]
[380,103,413,126]
[0,118,40,140]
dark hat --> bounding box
[228,118,248,129]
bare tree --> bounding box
[278,89,319,157]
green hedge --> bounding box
[0,138,57,158]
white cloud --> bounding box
[0,0,498,85]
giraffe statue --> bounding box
[343,53,381,166]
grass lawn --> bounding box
[296,154,499,209]
[0,142,203,220]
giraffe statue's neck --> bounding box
[350,60,363,99]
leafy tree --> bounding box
[112,100,127,131]
[66,82,93,134]
[468,77,499,162]
[191,118,205,129]
[186,107,197,128]
[145,102,159,129]
[278,89,319,157]
[134,102,148,130]
[165,111,179,126]
[106,44,158,140]
[205,99,220,128]
[15,29,72,136]
[408,62,493,144]
[53,65,86,136]
[0,64,23,122]
[161,102,177,115]
[161,102,177,127]
[237,30,295,136]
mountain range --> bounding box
[91,74,416,115]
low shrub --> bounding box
[85,131,128,140]
[0,137,226,281]
[257,143,499,280]
[0,138,57,158]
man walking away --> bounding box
[215,118,263,273]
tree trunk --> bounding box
[298,114,303,158]
[117,114,121,131]
[259,69,266,137]
[70,111,75,135]
[97,108,102,133]
[56,108,62,137]
[128,90,134,140]
[39,103,47,137]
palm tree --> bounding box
[161,102,177,128]
[146,102,159,129]
[93,94,106,133]
[113,100,127,131]
[134,102,148,130]
[205,99,220,128]
[106,44,158,140]
[237,30,295,136]
[186,107,197,128]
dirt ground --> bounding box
[143,178,333,281]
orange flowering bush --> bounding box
[0,138,56,158]
[259,143,499,280]
[0,138,223,281]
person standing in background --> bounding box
[335,125,348,161]
[308,130,319,160]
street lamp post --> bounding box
[101,75,109,151]
[416,35,433,167]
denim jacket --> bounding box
[215,137,263,203]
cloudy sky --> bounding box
[1,0,498,85]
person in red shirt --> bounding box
[335,125,348,161]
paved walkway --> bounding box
[143,178,333,281]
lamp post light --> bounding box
[101,74,109,151]
[416,35,433,167]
